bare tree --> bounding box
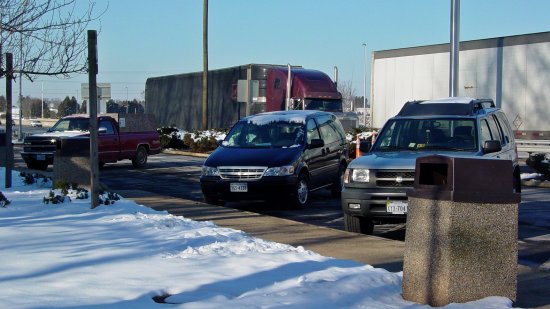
[337,80,356,112]
[0,0,105,80]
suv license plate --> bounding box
[386,200,407,214]
[230,183,248,192]
[36,154,46,161]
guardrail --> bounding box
[516,139,550,154]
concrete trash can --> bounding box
[402,155,521,307]
[53,137,91,188]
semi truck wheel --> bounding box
[344,214,374,235]
[132,146,148,168]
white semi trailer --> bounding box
[370,31,550,143]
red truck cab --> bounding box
[266,67,343,112]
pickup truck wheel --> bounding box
[344,214,374,235]
[291,173,310,209]
[330,164,346,198]
[132,146,148,168]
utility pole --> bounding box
[202,0,209,130]
[449,0,460,97]
[363,43,367,126]
[88,30,100,209]
[18,32,23,141]
[4,53,14,188]
[41,82,44,118]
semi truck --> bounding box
[145,64,358,131]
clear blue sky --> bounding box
[6,0,550,104]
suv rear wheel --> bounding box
[344,214,374,235]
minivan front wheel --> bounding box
[344,214,374,235]
[291,173,310,209]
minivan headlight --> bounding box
[345,168,370,183]
[264,165,295,176]
[202,166,220,177]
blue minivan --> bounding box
[200,110,349,208]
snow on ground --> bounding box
[521,173,544,180]
[176,129,227,142]
[0,168,515,308]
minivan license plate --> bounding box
[386,200,407,214]
[36,154,46,161]
[230,183,248,192]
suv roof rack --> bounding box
[397,98,496,117]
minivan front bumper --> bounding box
[200,175,299,202]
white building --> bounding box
[371,31,550,136]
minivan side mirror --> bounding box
[308,138,324,149]
[483,140,502,154]
[98,127,108,134]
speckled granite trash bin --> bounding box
[402,155,520,307]
[53,137,91,188]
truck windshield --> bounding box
[222,120,305,148]
[49,118,90,132]
[373,118,478,151]
[303,99,343,113]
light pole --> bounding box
[125,86,128,102]
[363,43,367,127]
[41,82,43,118]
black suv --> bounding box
[200,110,349,208]
[341,97,520,234]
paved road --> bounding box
[13,148,550,269]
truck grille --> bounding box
[218,166,267,180]
[375,170,415,187]
[23,139,56,153]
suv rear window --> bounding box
[375,118,477,151]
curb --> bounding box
[162,149,211,158]
[522,179,550,188]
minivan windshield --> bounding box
[373,118,478,151]
[222,120,305,148]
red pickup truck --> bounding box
[21,114,161,170]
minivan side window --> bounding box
[306,119,320,143]
[316,115,340,144]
